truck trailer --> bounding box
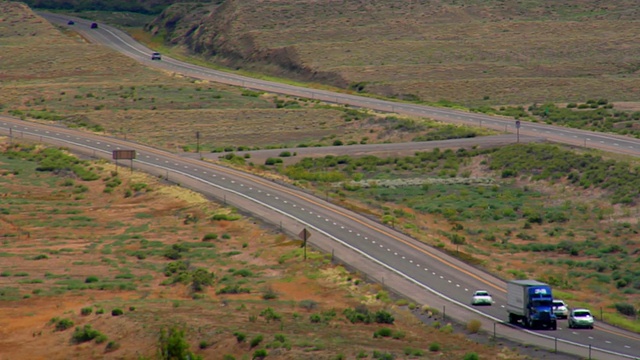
[507,280,557,330]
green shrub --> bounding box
[265,157,283,165]
[463,352,479,360]
[615,303,636,317]
[279,151,291,157]
[199,340,210,349]
[32,254,48,260]
[234,332,246,343]
[80,307,93,316]
[72,325,102,343]
[111,308,124,316]
[259,307,282,322]
[216,285,251,295]
[373,327,393,338]
[85,276,99,283]
[223,355,236,360]
[96,308,105,315]
[233,269,253,277]
[202,233,218,241]
[158,326,202,360]
[429,342,441,351]
[54,318,74,331]
[191,268,215,292]
[310,313,322,323]
[95,334,108,344]
[252,349,267,359]
[250,334,263,348]
[375,310,395,324]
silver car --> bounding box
[552,299,569,319]
[568,308,594,329]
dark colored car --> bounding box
[90,22,98,29]
[151,52,162,60]
[67,20,75,25]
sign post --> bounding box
[515,120,521,143]
[196,131,201,156]
[112,150,136,174]
[298,228,312,261]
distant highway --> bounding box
[41,13,640,160]
[20,12,640,359]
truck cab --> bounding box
[507,280,557,330]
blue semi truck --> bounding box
[507,280,557,330]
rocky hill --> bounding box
[145,1,348,87]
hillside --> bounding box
[145,0,640,106]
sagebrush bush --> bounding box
[55,318,74,331]
[467,319,482,333]
[373,327,392,338]
[80,307,92,316]
[250,334,263,348]
[615,303,636,317]
[463,352,479,360]
[252,349,267,359]
[72,325,102,343]
[234,332,246,343]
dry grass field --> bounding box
[0,2,497,153]
[149,0,640,106]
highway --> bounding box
[14,13,640,359]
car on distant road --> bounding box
[151,52,162,60]
[471,290,494,306]
[90,22,98,29]
[67,20,75,25]
[568,308,594,329]
[552,299,569,319]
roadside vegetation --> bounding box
[472,101,640,139]
[0,142,529,359]
[270,143,640,331]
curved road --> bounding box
[13,13,639,359]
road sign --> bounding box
[299,228,311,260]
[515,120,521,129]
[298,228,312,240]
[112,150,136,160]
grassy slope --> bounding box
[166,0,640,106]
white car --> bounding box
[471,290,494,306]
[552,299,569,319]
[568,308,594,329]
